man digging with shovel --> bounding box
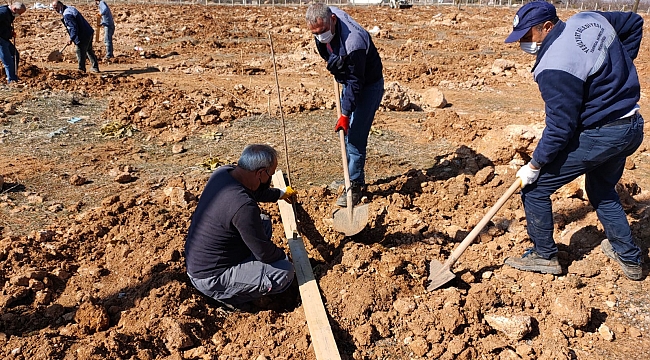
[306,3,384,208]
[503,1,645,280]
[51,1,99,73]
[0,2,26,85]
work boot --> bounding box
[601,239,643,280]
[336,182,363,207]
[504,248,562,275]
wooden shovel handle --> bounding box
[443,178,522,269]
[333,79,353,212]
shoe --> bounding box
[336,182,363,207]
[504,248,562,275]
[601,239,643,280]
[89,68,100,73]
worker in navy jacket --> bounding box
[52,1,99,73]
[0,3,26,84]
[504,1,644,280]
[306,4,384,207]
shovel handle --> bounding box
[334,79,354,214]
[443,178,522,269]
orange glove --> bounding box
[335,114,349,134]
[279,186,297,204]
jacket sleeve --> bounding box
[339,48,367,116]
[597,11,643,60]
[232,202,285,264]
[530,69,584,168]
[252,187,281,203]
[63,15,79,44]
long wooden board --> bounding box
[271,170,341,360]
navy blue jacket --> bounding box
[530,11,643,168]
[315,7,383,116]
[61,5,94,45]
[185,165,285,279]
[0,5,15,41]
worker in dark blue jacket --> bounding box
[0,3,26,84]
[52,1,99,73]
[306,4,384,207]
[504,1,644,280]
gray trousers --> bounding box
[188,214,295,305]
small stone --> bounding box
[484,314,533,341]
[27,194,44,204]
[393,298,416,315]
[408,337,429,357]
[598,324,614,341]
[114,173,133,183]
[69,175,87,186]
[482,271,493,279]
[172,144,185,154]
[624,158,635,170]
[4,103,16,115]
[629,327,642,337]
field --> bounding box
[1,3,649,359]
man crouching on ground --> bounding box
[185,144,297,310]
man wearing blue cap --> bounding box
[503,1,645,280]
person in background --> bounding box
[503,1,645,280]
[185,144,296,310]
[95,0,114,60]
[306,3,384,207]
[0,2,26,84]
[51,0,99,73]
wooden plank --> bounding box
[271,170,341,360]
[95,15,100,43]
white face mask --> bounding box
[315,20,334,44]
[520,42,540,55]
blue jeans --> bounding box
[188,214,295,305]
[0,37,18,82]
[344,78,384,185]
[103,25,114,58]
[522,113,644,263]
[75,37,99,72]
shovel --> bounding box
[47,43,69,63]
[331,79,368,236]
[427,178,522,291]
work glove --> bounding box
[279,186,297,204]
[517,163,540,188]
[335,114,349,134]
[326,53,346,76]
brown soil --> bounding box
[1,4,649,360]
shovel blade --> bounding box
[426,260,456,291]
[47,51,63,62]
[332,203,368,236]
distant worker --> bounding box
[503,1,645,280]
[0,2,26,84]
[306,4,384,207]
[51,1,99,73]
[95,0,114,60]
[185,144,296,309]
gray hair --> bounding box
[306,3,332,27]
[12,2,26,12]
[237,144,277,171]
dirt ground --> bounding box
[1,3,650,359]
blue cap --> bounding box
[505,1,557,43]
